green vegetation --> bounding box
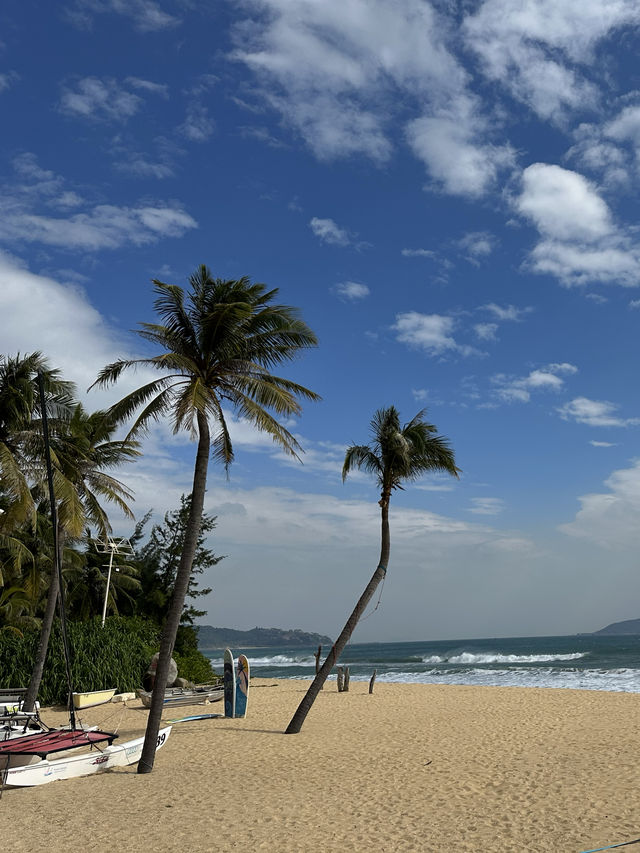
[0,617,159,705]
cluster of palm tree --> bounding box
[0,353,141,707]
[0,263,460,770]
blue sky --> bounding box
[2,1,640,642]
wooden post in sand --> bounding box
[369,670,377,694]
[343,667,350,692]
[314,645,323,690]
[337,666,344,692]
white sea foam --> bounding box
[422,651,586,665]
[371,667,640,692]
[247,654,316,667]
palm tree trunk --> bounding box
[138,412,210,773]
[23,526,65,713]
[285,499,391,734]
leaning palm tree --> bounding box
[23,403,140,711]
[286,406,459,734]
[91,266,319,773]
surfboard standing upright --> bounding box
[223,649,235,719]
[235,654,250,718]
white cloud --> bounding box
[474,323,498,341]
[462,0,640,122]
[126,77,169,97]
[309,217,351,246]
[406,99,515,197]
[67,0,180,32]
[393,312,476,357]
[0,252,150,407]
[482,303,533,322]
[457,231,497,261]
[179,103,215,142]
[59,77,143,121]
[0,153,196,250]
[0,71,19,93]
[630,299,640,309]
[468,497,504,516]
[517,163,612,242]
[492,362,577,403]
[558,397,640,427]
[0,202,197,251]
[334,281,370,301]
[516,163,640,286]
[402,248,436,258]
[590,441,617,447]
[560,459,640,549]
[230,0,511,195]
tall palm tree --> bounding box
[23,404,140,711]
[286,406,459,734]
[92,266,319,773]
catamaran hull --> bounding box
[2,726,172,786]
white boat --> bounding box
[71,688,116,710]
[1,725,172,787]
[137,684,223,709]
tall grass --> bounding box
[0,616,159,705]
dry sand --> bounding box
[2,679,639,852]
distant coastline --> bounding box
[196,625,333,649]
[592,617,640,636]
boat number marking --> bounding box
[156,733,166,747]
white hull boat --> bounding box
[1,726,172,787]
[137,684,223,709]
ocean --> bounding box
[207,634,640,693]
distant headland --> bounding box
[196,625,333,648]
[592,618,640,636]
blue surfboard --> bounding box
[223,648,235,718]
[235,654,250,718]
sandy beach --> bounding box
[2,679,639,852]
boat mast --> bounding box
[37,372,77,730]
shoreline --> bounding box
[3,679,639,852]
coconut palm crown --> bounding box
[93,267,320,465]
[343,405,460,514]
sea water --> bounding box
[206,635,640,693]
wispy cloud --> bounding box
[457,230,497,262]
[468,497,505,516]
[558,397,640,427]
[231,0,513,196]
[492,363,578,403]
[66,0,181,33]
[309,217,351,246]
[333,281,370,301]
[0,154,196,251]
[401,248,436,258]
[461,0,635,123]
[59,77,143,122]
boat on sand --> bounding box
[137,684,223,708]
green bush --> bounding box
[0,616,160,705]
[173,649,219,684]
